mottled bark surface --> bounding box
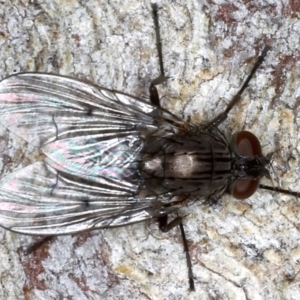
[0,1,300,299]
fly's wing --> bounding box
[0,161,180,235]
[0,73,164,146]
[0,73,180,235]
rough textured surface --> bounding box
[0,0,300,299]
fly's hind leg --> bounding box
[24,236,54,255]
[158,215,195,291]
[149,3,168,107]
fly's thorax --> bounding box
[139,134,233,196]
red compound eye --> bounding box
[231,179,260,200]
[230,131,262,200]
[233,131,262,156]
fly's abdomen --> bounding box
[141,134,232,197]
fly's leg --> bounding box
[151,3,164,79]
[151,4,195,290]
[25,236,54,255]
[179,222,195,291]
[207,46,270,128]
[158,215,195,291]
[149,3,168,107]
[260,184,300,197]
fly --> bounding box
[0,4,298,291]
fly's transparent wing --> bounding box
[0,73,180,235]
[0,161,176,235]
[0,73,161,146]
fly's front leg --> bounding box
[158,215,195,291]
[207,46,270,128]
[150,4,168,107]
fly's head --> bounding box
[229,131,273,200]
